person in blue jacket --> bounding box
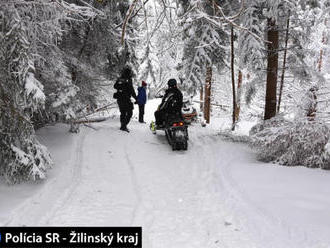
[137,81,147,123]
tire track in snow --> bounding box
[188,132,256,248]
[4,128,88,226]
[41,129,87,225]
[208,137,282,247]
[123,133,155,248]
[124,149,143,225]
[211,140,320,248]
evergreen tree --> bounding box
[178,0,229,95]
[0,0,97,183]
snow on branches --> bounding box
[250,116,330,169]
[179,0,228,94]
[0,0,100,184]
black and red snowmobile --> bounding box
[150,113,188,151]
[150,94,189,151]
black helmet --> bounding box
[167,78,177,88]
[121,66,133,79]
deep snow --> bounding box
[1,99,330,248]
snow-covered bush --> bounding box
[250,116,330,169]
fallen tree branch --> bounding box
[69,102,117,125]
[74,117,108,124]
[83,123,100,131]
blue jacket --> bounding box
[137,86,147,105]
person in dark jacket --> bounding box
[137,81,147,123]
[114,66,137,132]
[155,78,183,127]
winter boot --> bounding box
[120,126,130,132]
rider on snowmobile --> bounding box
[154,78,183,127]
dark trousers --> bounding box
[118,100,133,128]
[155,109,164,126]
[138,104,145,122]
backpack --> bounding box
[113,78,128,99]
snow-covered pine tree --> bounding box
[137,0,182,98]
[0,0,98,183]
[29,0,141,133]
[237,0,312,119]
[136,2,159,93]
[178,0,228,95]
[138,44,159,92]
[0,4,51,183]
[237,0,265,114]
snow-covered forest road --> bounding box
[1,103,330,248]
[3,1,330,247]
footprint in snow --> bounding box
[224,221,232,226]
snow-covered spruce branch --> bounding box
[1,0,103,20]
[191,1,270,45]
[55,0,104,21]
[75,0,106,18]
[0,85,31,124]
[0,0,106,184]
[194,9,271,44]
[208,0,245,22]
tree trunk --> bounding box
[318,19,327,72]
[231,25,237,130]
[204,66,212,124]
[319,49,324,73]
[264,18,279,120]
[235,70,243,122]
[78,25,91,58]
[307,88,317,121]
[200,86,204,112]
[277,11,290,113]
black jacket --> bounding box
[159,87,183,113]
[114,77,137,102]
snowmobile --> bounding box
[150,95,189,151]
[150,114,188,151]
[182,97,197,124]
